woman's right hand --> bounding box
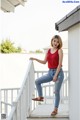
[30,57,36,60]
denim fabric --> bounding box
[35,68,64,108]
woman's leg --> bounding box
[35,73,52,97]
[54,69,64,108]
[51,69,64,115]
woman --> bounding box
[30,35,64,116]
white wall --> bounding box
[0,54,29,88]
[0,52,68,89]
[68,23,80,120]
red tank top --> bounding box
[46,49,59,69]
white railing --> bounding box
[1,60,35,120]
[0,65,68,119]
[33,70,68,108]
[0,88,20,118]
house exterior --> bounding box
[55,5,80,120]
[1,0,27,12]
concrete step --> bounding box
[27,118,69,120]
[28,115,69,120]
[27,104,69,120]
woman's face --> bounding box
[52,38,59,48]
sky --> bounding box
[0,0,80,51]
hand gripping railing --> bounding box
[6,60,35,120]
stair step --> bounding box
[27,104,69,120]
[27,118,69,120]
[29,114,69,118]
[29,104,69,117]
[28,115,69,119]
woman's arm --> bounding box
[53,49,63,81]
[30,50,48,64]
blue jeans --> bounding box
[35,68,64,108]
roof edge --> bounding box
[55,5,80,31]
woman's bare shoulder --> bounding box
[58,49,63,54]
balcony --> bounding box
[0,60,69,120]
